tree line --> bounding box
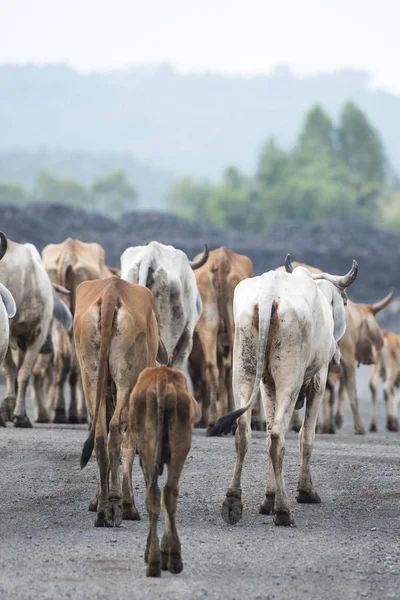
[168,102,400,231]
[0,169,137,216]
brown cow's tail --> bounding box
[150,372,168,488]
[209,295,278,436]
[216,250,233,352]
[80,290,116,469]
[57,242,75,314]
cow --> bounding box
[188,247,253,431]
[209,258,358,527]
[76,277,168,527]
[0,234,16,426]
[369,330,400,432]
[41,238,117,424]
[277,260,394,434]
[0,236,72,427]
[129,365,201,577]
[120,241,208,369]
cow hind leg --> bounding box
[369,365,380,432]
[342,365,365,435]
[269,385,300,526]
[121,431,140,521]
[1,348,17,423]
[14,335,49,428]
[142,459,162,577]
[161,439,190,574]
[259,384,276,515]
[94,400,109,527]
[296,373,326,505]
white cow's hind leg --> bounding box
[1,347,17,423]
[221,327,255,525]
[297,370,326,505]
[259,383,276,515]
[14,333,48,428]
[269,382,301,526]
[369,364,380,432]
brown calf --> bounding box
[75,278,167,527]
[189,246,253,432]
[129,366,201,577]
[369,330,400,432]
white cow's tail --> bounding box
[209,295,278,436]
[138,256,155,288]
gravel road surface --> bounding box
[1,366,399,600]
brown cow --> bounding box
[188,247,253,432]
[369,330,400,432]
[41,238,117,423]
[277,260,394,434]
[129,366,201,577]
[75,278,167,527]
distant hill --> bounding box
[1,63,400,194]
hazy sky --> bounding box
[1,0,400,93]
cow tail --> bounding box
[139,256,155,288]
[209,295,278,436]
[150,372,168,489]
[80,291,116,468]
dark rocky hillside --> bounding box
[2,203,400,330]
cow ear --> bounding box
[156,339,168,365]
[332,291,346,342]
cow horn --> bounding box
[189,244,209,270]
[52,282,72,295]
[284,254,294,273]
[0,231,8,262]
[371,288,394,314]
[311,260,358,289]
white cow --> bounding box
[120,241,208,368]
[0,235,72,428]
[0,235,16,420]
[209,256,358,527]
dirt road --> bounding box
[0,367,399,600]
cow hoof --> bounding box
[1,396,15,422]
[369,423,378,433]
[68,415,80,425]
[296,489,321,504]
[88,499,98,512]
[335,414,343,429]
[53,410,67,424]
[206,423,216,437]
[322,425,336,434]
[354,425,366,435]
[161,551,169,571]
[386,417,399,432]
[78,415,88,425]
[168,552,183,574]
[94,511,107,527]
[13,414,33,428]
[35,414,50,424]
[105,503,123,527]
[259,494,275,515]
[290,423,302,433]
[123,504,141,521]
[221,493,243,525]
[146,564,161,578]
[251,420,261,431]
[0,414,6,427]
[273,509,294,526]
[194,419,206,429]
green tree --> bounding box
[91,170,137,215]
[0,182,27,205]
[33,170,90,206]
[297,105,337,156]
[256,138,290,187]
[167,176,211,221]
[338,102,385,183]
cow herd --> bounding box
[0,232,398,578]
